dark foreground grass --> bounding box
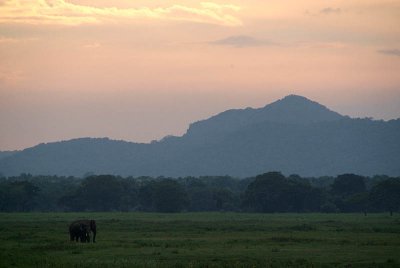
[0,212,399,267]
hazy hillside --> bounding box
[0,151,18,161]
[0,95,399,177]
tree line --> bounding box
[0,172,399,214]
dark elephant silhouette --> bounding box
[69,220,97,243]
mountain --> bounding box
[0,95,399,177]
[0,151,18,160]
[185,95,344,143]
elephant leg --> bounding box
[79,232,86,243]
[79,224,91,243]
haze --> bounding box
[1,0,400,151]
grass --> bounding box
[0,212,399,267]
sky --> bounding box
[0,0,400,151]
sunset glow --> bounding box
[1,0,399,150]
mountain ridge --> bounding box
[0,95,399,177]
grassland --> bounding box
[0,212,399,267]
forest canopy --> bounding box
[0,172,399,214]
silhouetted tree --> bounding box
[331,174,366,197]
[138,181,156,211]
[243,172,327,212]
[153,179,188,212]
[369,178,400,216]
[243,172,291,212]
[0,181,39,211]
[213,188,237,211]
[186,181,215,211]
[59,175,124,211]
[331,174,367,212]
[82,175,124,211]
[119,178,139,211]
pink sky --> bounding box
[1,0,400,150]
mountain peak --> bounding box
[260,94,344,124]
[269,94,323,107]
[185,95,345,139]
[282,94,310,101]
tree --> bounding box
[331,174,367,212]
[186,181,215,211]
[119,178,139,211]
[138,181,156,211]
[243,172,291,212]
[243,172,326,213]
[369,178,400,215]
[81,175,124,211]
[331,174,366,197]
[59,175,124,211]
[342,192,369,213]
[213,188,236,211]
[153,179,188,212]
[287,179,325,212]
[0,181,39,211]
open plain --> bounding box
[0,212,399,267]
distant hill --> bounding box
[0,151,18,161]
[184,95,345,144]
[0,95,399,177]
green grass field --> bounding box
[0,212,399,267]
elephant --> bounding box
[69,222,90,243]
[69,219,97,243]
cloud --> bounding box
[211,35,275,47]
[305,7,341,16]
[0,36,19,43]
[320,7,341,15]
[0,36,37,44]
[83,42,101,49]
[0,0,242,26]
[377,49,400,57]
[0,69,24,86]
[200,2,241,12]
